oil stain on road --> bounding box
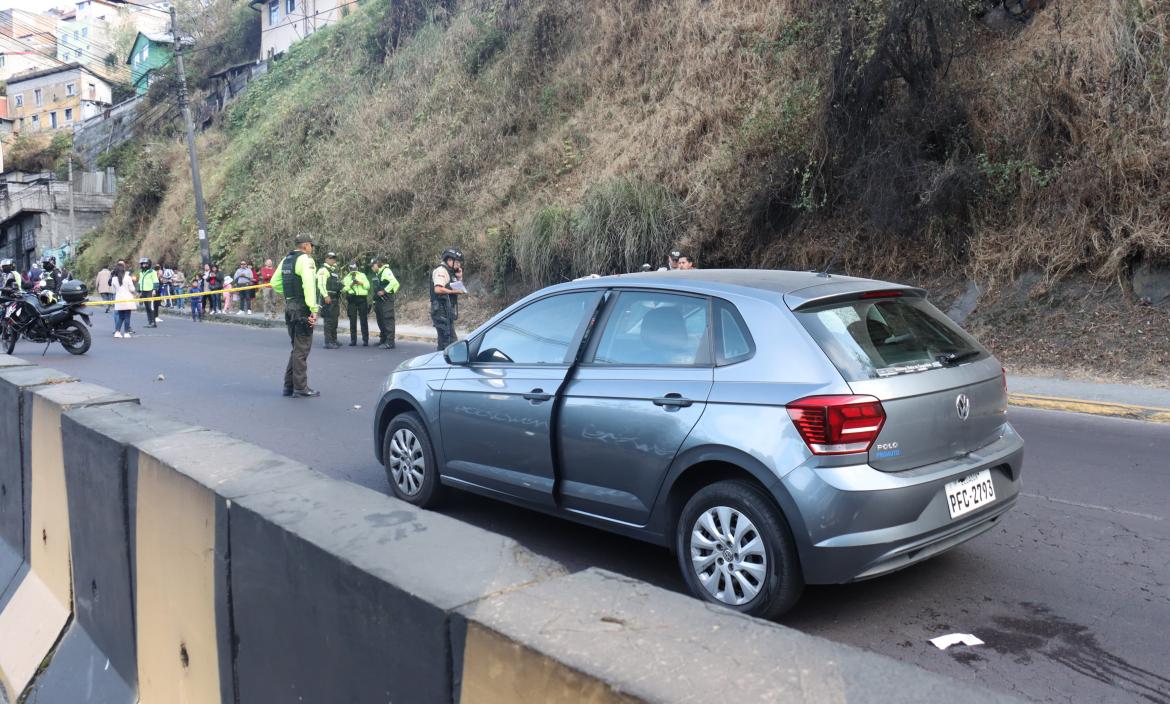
[953,602,1170,703]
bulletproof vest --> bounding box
[429,264,455,312]
[324,265,341,296]
[281,251,305,308]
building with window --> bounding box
[257,0,348,59]
[55,0,167,84]
[0,9,60,82]
[126,31,190,96]
[5,63,112,133]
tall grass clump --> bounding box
[570,177,686,277]
[513,205,572,286]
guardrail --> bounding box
[0,354,1020,703]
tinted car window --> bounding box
[795,296,985,380]
[593,291,709,366]
[716,302,753,364]
[476,291,598,364]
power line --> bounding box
[6,18,135,82]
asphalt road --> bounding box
[25,313,1170,704]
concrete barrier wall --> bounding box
[0,354,1021,704]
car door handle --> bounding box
[652,393,693,408]
[523,388,554,402]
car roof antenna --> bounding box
[816,232,851,278]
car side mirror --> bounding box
[444,339,470,365]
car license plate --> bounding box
[945,469,996,519]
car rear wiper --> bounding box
[937,350,981,367]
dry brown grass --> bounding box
[78,0,1170,301]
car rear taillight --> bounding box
[859,290,904,299]
[786,395,886,455]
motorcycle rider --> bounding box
[0,259,21,293]
[39,257,64,294]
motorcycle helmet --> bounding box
[38,289,57,306]
[440,247,463,263]
[139,257,152,270]
[348,262,358,271]
[0,258,13,272]
[42,257,56,272]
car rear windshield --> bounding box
[794,296,986,381]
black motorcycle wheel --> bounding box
[56,321,91,355]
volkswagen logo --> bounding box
[955,393,971,421]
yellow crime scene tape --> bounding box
[103,282,273,305]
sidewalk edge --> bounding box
[1009,393,1170,424]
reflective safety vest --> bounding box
[317,263,341,303]
[138,268,159,292]
[376,266,400,295]
[276,251,317,312]
[0,271,21,292]
[342,271,369,297]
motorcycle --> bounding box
[1,280,93,356]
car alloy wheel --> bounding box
[690,506,767,606]
[388,428,425,496]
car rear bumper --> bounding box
[782,423,1024,585]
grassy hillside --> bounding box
[77,0,1169,315]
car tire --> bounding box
[382,412,444,508]
[675,480,803,620]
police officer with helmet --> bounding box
[316,252,343,349]
[137,257,161,327]
[270,233,320,398]
[0,259,21,292]
[40,256,64,294]
[342,261,371,346]
[371,256,400,349]
[430,247,465,351]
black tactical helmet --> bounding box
[42,257,56,271]
[441,247,463,263]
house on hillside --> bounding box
[127,31,192,96]
[57,0,167,69]
[208,60,268,113]
[254,0,347,59]
[0,9,60,82]
[5,63,112,133]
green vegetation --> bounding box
[76,0,1170,318]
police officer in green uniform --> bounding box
[270,233,320,398]
[342,261,370,347]
[0,259,21,292]
[430,247,464,351]
[316,252,342,349]
[138,257,161,328]
[371,256,400,349]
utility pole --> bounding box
[171,5,212,267]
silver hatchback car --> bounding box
[374,270,1023,617]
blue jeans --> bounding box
[114,310,131,334]
[191,298,202,321]
[101,292,114,312]
[175,287,186,310]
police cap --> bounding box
[294,233,315,246]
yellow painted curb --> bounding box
[1009,393,1170,424]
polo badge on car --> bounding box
[955,393,971,421]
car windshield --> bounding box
[795,296,985,381]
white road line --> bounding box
[1021,492,1163,521]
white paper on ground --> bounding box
[930,633,985,650]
